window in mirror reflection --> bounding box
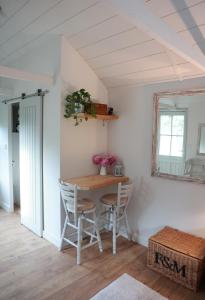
[158,111,186,175]
[198,124,205,155]
[159,112,185,157]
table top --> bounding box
[64,174,129,190]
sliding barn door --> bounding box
[20,97,43,236]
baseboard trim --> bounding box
[137,236,148,247]
[132,234,148,247]
[119,230,128,240]
[42,228,149,249]
[0,201,12,212]
[43,230,60,248]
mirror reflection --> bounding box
[153,91,205,182]
[197,124,205,155]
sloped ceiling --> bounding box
[0,0,205,87]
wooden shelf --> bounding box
[78,113,119,121]
[64,174,129,190]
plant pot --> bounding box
[100,166,107,176]
[74,103,84,113]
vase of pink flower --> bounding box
[92,154,117,176]
[100,165,107,176]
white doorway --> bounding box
[11,103,20,211]
[7,92,44,237]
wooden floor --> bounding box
[0,209,205,300]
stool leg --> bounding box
[112,208,117,255]
[94,211,103,252]
[77,216,82,265]
[104,208,109,231]
[89,212,95,244]
[108,208,112,231]
[125,211,131,240]
[59,215,68,251]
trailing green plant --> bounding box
[64,88,96,126]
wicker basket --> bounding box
[147,227,205,291]
[93,103,108,115]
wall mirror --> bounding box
[152,89,205,183]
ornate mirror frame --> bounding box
[152,89,205,184]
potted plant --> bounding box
[64,88,95,126]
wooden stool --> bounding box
[59,180,103,265]
[100,182,133,255]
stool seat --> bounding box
[101,193,128,206]
[78,198,95,213]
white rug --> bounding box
[91,273,168,300]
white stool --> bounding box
[100,182,133,255]
[59,180,103,265]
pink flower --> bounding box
[92,154,117,167]
[92,155,103,165]
[107,155,117,166]
[101,158,109,167]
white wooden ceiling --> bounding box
[0,0,205,87]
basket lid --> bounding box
[150,226,205,260]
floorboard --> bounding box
[0,209,204,300]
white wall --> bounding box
[60,37,109,229]
[60,38,108,176]
[60,37,108,179]
[0,103,12,212]
[108,77,205,246]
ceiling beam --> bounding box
[0,65,53,85]
[109,0,205,72]
[165,49,184,81]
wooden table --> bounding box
[64,174,129,190]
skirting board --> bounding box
[0,201,12,212]
[43,230,61,248]
[132,231,152,247]
[119,230,148,247]
[42,228,148,249]
[134,235,149,247]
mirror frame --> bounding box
[152,89,205,184]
